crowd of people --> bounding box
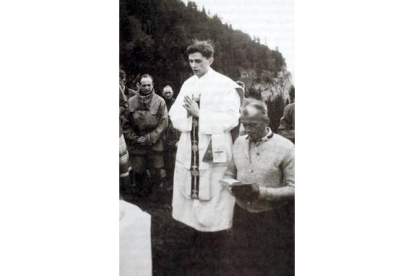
[119,40,295,276]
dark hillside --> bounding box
[120,0,286,92]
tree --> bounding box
[119,0,288,93]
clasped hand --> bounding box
[137,135,151,145]
[183,96,199,117]
[231,184,260,201]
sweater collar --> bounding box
[246,127,274,144]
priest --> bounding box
[169,40,243,275]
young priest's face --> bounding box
[188,52,213,78]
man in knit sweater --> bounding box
[225,98,295,276]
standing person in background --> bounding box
[235,81,247,136]
[267,92,287,133]
[127,74,140,100]
[119,70,128,101]
[119,125,131,196]
[120,70,138,100]
[120,70,128,119]
[123,74,168,195]
[168,40,242,275]
[235,81,245,96]
[120,70,138,123]
[277,85,295,143]
[162,85,175,111]
[162,85,180,186]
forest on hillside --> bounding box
[119,0,287,93]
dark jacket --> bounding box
[123,93,168,154]
[163,98,181,148]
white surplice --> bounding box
[169,68,241,232]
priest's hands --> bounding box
[183,96,199,118]
[231,184,260,201]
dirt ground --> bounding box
[121,176,294,276]
[121,176,238,276]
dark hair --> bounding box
[130,74,141,88]
[119,70,126,79]
[245,86,262,100]
[289,85,295,97]
[139,74,154,84]
[187,40,214,59]
[241,98,269,119]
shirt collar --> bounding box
[246,127,274,144]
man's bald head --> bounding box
[240,99,270,141]
[241,98,269,121]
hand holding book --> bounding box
[219,179,259,201]
[232,184,260,201]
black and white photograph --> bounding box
[119,1,295,275]
[4,1,414,276]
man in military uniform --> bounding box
[123,74,168,194]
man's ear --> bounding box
[209,57,214,66]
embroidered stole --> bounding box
[190,96,200,199]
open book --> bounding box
[219,178,256,188]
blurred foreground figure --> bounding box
[119,200,152,276]
[226,98,295,276]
